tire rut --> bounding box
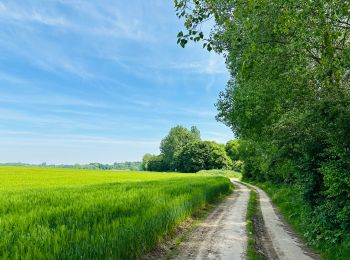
[244,182,320,260]
[173,181,250,260]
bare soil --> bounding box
[172,181,250,260]
[145,180,320,260]
[245,183,320,260]
[142,193,230,260]
[251,191,279,260]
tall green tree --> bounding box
[225,139,240,161]
[160,125,201,171]
[177,141,232,173]
[147,155,166,172]
[190,126,201,138]
[141,153,154,171]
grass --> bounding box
[197,169,242,179]
[161,196,225,260]
[254,182,350,260]
[0,166,232,259]
[167,188,230,260]
[246,189,263,260]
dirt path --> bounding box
[173,180,319,260]
[173,180,250,260]
[244,182,319,260]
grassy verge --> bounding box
[246,189,263,260]
[254,182,350,260]
[197,169,242,179]
[161,190,231,260]
[0,166,233,259]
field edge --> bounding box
[142,182,234,260]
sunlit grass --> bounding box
[0,166,232,259]
[197,169,242,179]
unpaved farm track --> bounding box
[172,180,319,260]
[173,181,250,260]
[247,183,320,260]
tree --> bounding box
[175,0,350,245]
[205,141,232,171]
[147,155,166,172]
[142,126,232,173]
[177,141,232,173]
[160,125,201,171]
[225,139,240,161]
[190,126,201,138]
[177,141,206,173]
[141,153,153,171]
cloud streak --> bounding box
[0,2,68,26]
[0,0,232,163]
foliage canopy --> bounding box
[175,0,350,255]
[143,126,236,173]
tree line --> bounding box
[0,162,142,171]
[142,125,241,173]
[175,0,350,252]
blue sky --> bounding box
[0,0,233,164]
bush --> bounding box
[177,141,232,173]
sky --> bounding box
[0,0,233,164]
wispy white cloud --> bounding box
[0,72,25,84]
[0,108,105,130]
[0,131,159,146]
[0,2,68,26]
[20,0,154,42]
[0,130,33,135]
[180,108,216,118]
[169,52,227,75]
[0,94,110,108]
[205,76,216,92]
[0,1,155,80]
[201,130,234,144]
[0,1,152,41]
[0,131,160,164]
[0,0,232,163]
[0,31,95,79]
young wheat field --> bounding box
[0,166,232,259]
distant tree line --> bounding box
[0,162,142,171]
[142,125,241,173]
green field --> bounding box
[0,166,232,259]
